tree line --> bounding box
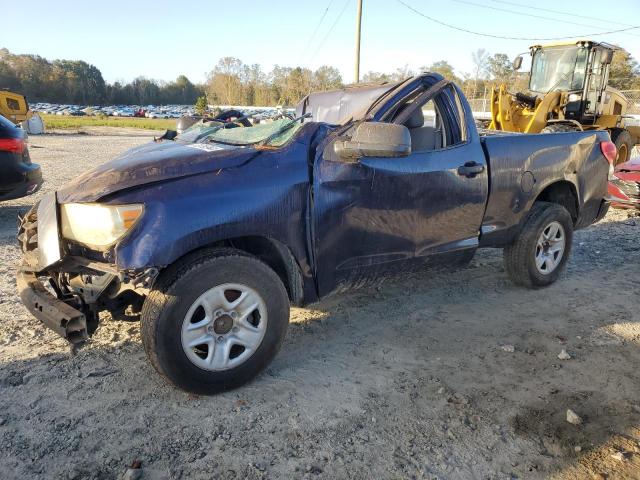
[0,48,203,105]
[1,47,638,107]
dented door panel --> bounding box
[312,140,489,297]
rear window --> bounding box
[0,115,17,130]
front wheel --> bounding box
[503,202,573,288]
[141,248,290,394]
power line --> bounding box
[396,0,640,41]
[298,0,336,62]
[309,0,351,64]
[489,0,636,28]
[450,0,640,37]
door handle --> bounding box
[457,161,485,178]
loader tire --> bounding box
[540,123,580,134]
[609,128,633,166]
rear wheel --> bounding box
[141,248,290,394]
[609,128,633,166]
[504,202,573,288]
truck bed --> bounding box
[479,129,610,246]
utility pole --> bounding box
[354,0,363,83]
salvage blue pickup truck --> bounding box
[17,74,614,394]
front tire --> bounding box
[141,248,290,394]
[504,202,573,288]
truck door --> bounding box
[312,81,489,297]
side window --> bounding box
[391,86,468,152]
[451,87,468,143]
[7,98,20,111]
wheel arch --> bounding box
[167,236,305,306]
[533,180,579,224]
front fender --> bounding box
[109,154,311,271]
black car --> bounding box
[0,115,42,201]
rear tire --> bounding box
[504,202,573,288]
[141,248,290,394]
[609,128,633,166]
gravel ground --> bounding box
[1,134,639,480]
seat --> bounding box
[403,108,441,152]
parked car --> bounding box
[17,73,611,394]
[608,155,640,209]
[0,115,42,201]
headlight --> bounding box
[60,203,144,250]
[568,93,581,102]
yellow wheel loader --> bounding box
[489,40,639,165]
[0,89,33,124]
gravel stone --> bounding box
[566,409,583,425]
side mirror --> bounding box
[513,55,523,70]
[334,122,411,161]
[602,49,614,65]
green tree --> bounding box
[54,60,106,104]
[313,66,343,91]
[0,61,21,91]
[423,60,460,83]
[283,67,313,104]
[195,96,208,115]
[206,57,245,105]
[609,49,640,90]
[486,53,513,84]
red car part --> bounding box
[608,147,640,209]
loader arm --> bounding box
[489,84,562,134]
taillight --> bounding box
[600,141,617,180]
[600,141,617,164]
[0,138,26,154]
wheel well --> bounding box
[219,236,304,305]
[535,181,579,223]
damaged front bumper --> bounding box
[17,193,157,345]
[17,269,89,344]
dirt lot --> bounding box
[1,134,639,480]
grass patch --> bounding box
[40,114,176,130]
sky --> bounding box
[2,0,640,85]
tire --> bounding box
[503,202,573,288]
[141,248,290,394]
[609,128,633,166]
[540,123,580,134]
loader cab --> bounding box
[0,90,31,124]
[526,41,616,125]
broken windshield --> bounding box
[178,118,304,147]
